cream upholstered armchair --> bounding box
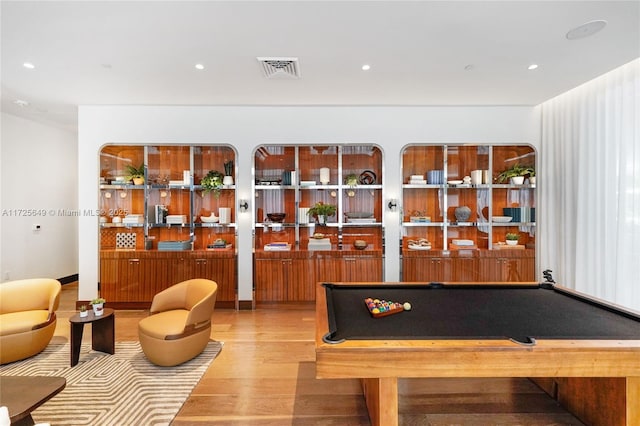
[0,278,61,364]
[138,279,217,366]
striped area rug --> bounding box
[0,340,222,425]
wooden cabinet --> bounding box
[100,251,236,308]
[98,145,238,307]
[254,254,316,302]
[253,144,385,302]
[401,144,536,282]
[315,251,384,283]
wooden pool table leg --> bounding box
[628,377,639,426]
[361,377,398,426]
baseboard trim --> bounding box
[58,274,79,285]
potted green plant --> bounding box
[79,304,88,318]
[505,232,520,246]
[125,163,145,185]
[223,160,234,185]
[344,173,359,188]
[201,170,224,198]
[308,202,337,225]
[496,164,534,184]
[91,297,106,316]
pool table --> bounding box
[315,281,640,426]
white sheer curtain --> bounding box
[540,59,640,311]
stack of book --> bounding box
[158,240,192,251]
[408,175,426,185]
[122,214,143,224]
[264,242,291,251]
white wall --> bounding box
[78,105,541,301]
[0,112,78,281]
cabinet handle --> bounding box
[129,259,140,264]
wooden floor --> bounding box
[54,283,585,425]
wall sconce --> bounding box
[387,199,398,212]
[239,199,249,212]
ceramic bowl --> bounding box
[492,216,512,223]
[267,213,286,222]
[201,215,219,223]
[345,212,373,218]
[353,240,368,250]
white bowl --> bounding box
[201,215,219,223]
[492,216,512,223]
[447,180,463,185]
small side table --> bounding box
[69,307,115,367]
[0,376,66,426]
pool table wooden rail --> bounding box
[315,281,640,426]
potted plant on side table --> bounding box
[79,305,88,318]
[308,202,337,225]
[91,298,106,316]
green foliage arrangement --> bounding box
[496,164,535,182]
[505,233,520,241]
[125,163,145,182]
[201,170,224,197]
[308,201,337,218]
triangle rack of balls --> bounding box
[364,297,411,318]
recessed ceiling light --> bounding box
[566,20,607,40]
[14,99,30,107]
[528,64,539,70]
[464,64,474,71]
[23,62,35,69]
[361,64,371,71]
[195,63,205,70]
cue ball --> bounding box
[403,302,412,311]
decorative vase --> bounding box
[529,176,536,185]
[132,177,145,185]
[506,239,518,246]
[317,215,326,225]
[219,207,231,224]
[454,206,471,222]
[223,175,234,186]
[92,303,104,316]
[511,176,525,185]
[79,310,88,318]
[319,167,330,185]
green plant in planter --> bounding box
[505,233,520,241]
[201,170,224,197]
[496,164,535,183]
[224,160,234,176]
[125,163,145,184]
[344,173,359,188]
[91,297,106,305]
[308,202,337,222]
[79,305,87,312]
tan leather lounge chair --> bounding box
[0,278,61,364]
[138,279,217,366]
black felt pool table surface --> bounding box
[323,283,640,343]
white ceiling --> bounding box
[1,1,639,131]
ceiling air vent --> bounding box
[257,57,300,79]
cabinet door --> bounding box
[289,258,316,301]
[402,256,453,282]
[192,256,237,303]
[451,257,480,281]
[254,259,288,302]
[342,257,383,282]
[480,257,534,282]
[109,257,142,302]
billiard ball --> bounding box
[403,302,412,311]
